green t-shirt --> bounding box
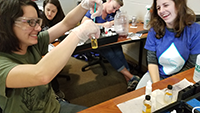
[0,31,60,113]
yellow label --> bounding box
[165,92,172,96]
[142,103,151,113]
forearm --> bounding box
[148,64,160,83]
[37,19,99,84]
[48,4,88,43]
[109,20,114,25]
[63,4,87,29]
[6,32,80,88]
[146,50,160,83]
[38,32,79,79]
[97,21,114,28]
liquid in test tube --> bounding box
[91,36,98,49]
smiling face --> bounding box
[44,3,58,20]
[13,5,41,51]
[156,0,177,28]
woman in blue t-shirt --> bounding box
[136,0,200,89]
[82,0,140,92]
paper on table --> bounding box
[130,25,138,28]
[117,78,193,113]
[127,32,141,40]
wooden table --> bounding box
[78,68,196,113]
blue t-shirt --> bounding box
[85,10,116,23]
[145,23,200,78]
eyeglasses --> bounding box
[15,17,43,27]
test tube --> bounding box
[91,36,98,49]
[91,3,98,49]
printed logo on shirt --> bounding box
[108,15,114,20]
[105,15,114,21]
[159,43,185,75]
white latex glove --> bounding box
[72,20,100,43]
[81,0,103,19]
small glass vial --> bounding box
[142,95,152,113]
[132,16,137,27]
[164,85,173,103]
[91,36,98,49]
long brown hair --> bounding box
[42,0,65,28]
[149,0,196,39]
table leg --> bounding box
[138,39,145,73]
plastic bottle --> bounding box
[193,54,200,82]
[145,80,152,95]
[164,85,173,103]
[142,95,152,113]
[114,10,129,36]
[143,6,151,30]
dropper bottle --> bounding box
[164,85,173,103]
[142,95,152,113]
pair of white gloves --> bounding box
[72,0,103,43]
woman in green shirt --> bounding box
[0,0,102,112]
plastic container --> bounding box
[143,6,151,30]
[164,85,173,103]
[114,10,129,36]
[193,54,200,82]
[142,95,152,113]
[145,80,152,95]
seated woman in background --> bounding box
[81,0,140,92]
[136,0,200,89]
[40,0,66,98]
[41,0,65,31]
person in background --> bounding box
[81,0,140,92]
[41,0,65,31]
[0,0,102,112]
[40,0,66,98]
[136,0,200,89]
[82,0,117,28]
